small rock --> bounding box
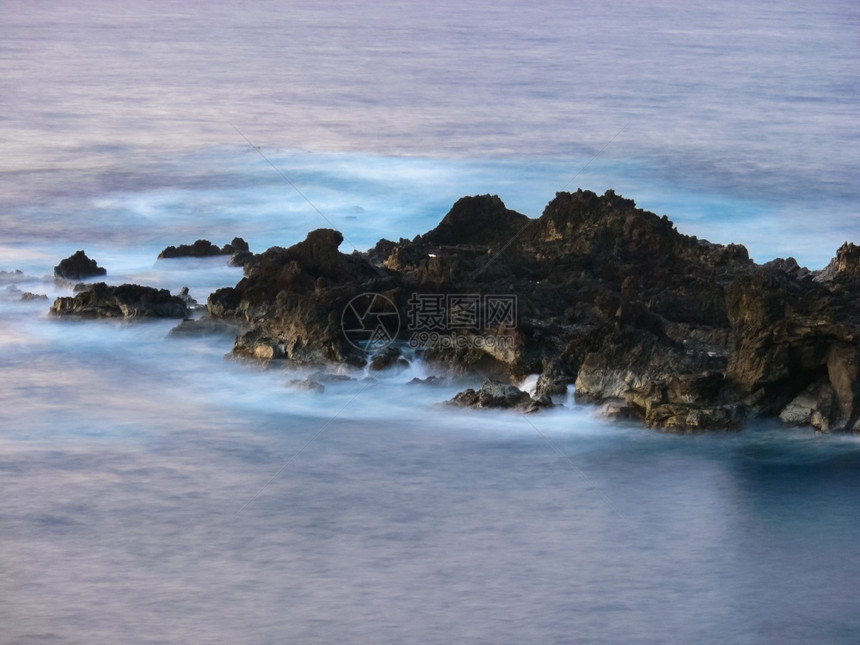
[158,240,225,259]
[176,286,199,308]
[448,379,545,411]
[54,251,106,280]
[408,376,446,385]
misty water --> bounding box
[2,1,860,643]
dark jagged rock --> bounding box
[158,239,225,259]
[206,189,859,432]
[54,251,106,280]
[449,380,532,409]
[449,379,554,413]
[535,360,573,398]
[222,237,249,255]
[223,238,254,267]
[50,283,190,318]
[418,194,529,248]
[207,229,384,365]
[725,266,860,431]
[815,242,860,284]
[158,237,251,262]
[176,286,199,309]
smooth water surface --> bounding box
[2,1,859,642]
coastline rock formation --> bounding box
[54,250,107,280]
[50,283,190,318]
[203,190,859,432]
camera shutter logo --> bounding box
[341,293,400,351]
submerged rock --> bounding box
[20,292,48,301]
[54,250,106,280]
[50,283,190,318]
[285,378,326,393]
[0,270,25,284]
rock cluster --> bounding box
[110,189,860,432]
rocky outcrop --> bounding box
[54,251,106,280]
[158,237,251,266]
[815,242,860,284]
[50,283,190,318]
[207,229,385,365]
[205,189,859,432]
[725,266,860,431]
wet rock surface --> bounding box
[449,379,551,413]
[202,189,859,431]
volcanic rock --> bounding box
[50,283,190,318]
[206,189,859,432]
[54,250,106,280]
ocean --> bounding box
[2,1,859,642]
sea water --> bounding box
[2,1,859,643]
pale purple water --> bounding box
[1,2,859,643]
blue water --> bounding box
[2,1,860,643]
